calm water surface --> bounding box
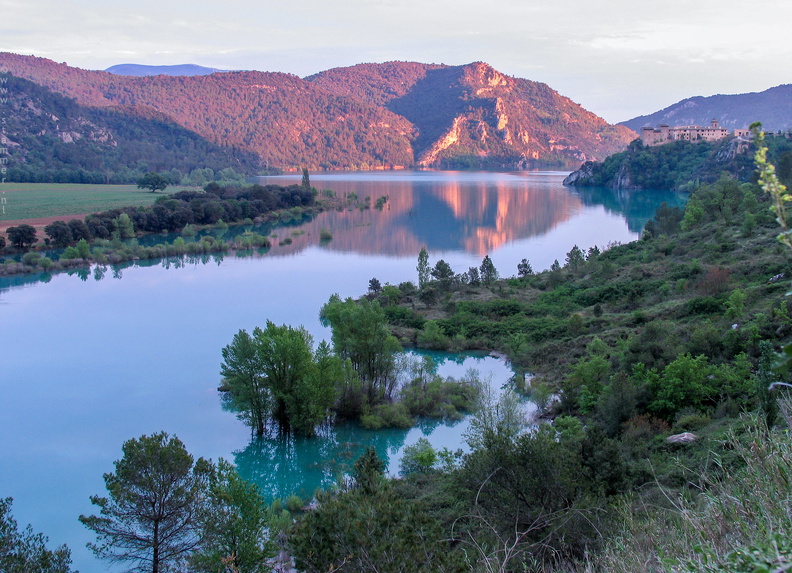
[0,171,685,572]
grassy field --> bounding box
[0,183,195,222]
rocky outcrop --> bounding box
[667,432,698,444]
[562,161,596,185]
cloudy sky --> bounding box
[1,0,790,123]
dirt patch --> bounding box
[0,215,89,239]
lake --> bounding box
[0,171,685,572]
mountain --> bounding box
[105,63,226,77]
[0,53,636,170]
[620,84,792,133]
[0,74,262,183]
[308,61,636,168]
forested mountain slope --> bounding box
[0,53,635,170]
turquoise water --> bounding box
[0,171,685,572]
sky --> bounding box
[1,0,791,123]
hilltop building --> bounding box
[641,119,749,147]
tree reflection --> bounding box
[233,423,411,500]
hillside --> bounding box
[0,74,262,183]
[621,84,792,133]
[562,137,772,190]
[0,53,635,170]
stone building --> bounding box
[640,119,746,146]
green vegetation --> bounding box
[220,299,482,436]
[10,123,792,572]
[1,497,74,572]
[566,135,792,190]
[79,432,280,573]
[79,433,211,572]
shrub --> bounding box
[400,438,438,475]
[21,251,42,266]
[285,494,304,512]
[360,403,413,430]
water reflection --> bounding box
[571,186,688,233]
[0,172,686,299]
[234,423,411,500]
[233,351,516,501]
[252,171,685,256]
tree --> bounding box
[44,221,73,247]
[189,459,274,573]
[517,258,533,278]
[564,245,585,270]
[79,432,211,573]
[301,167,311,191]
[400,438,438,475]
[6,224,36,249]
[114,213,135,240]
[353,446,387,494]
[417,247,430,289]
[0,497,74,573]
[290,449,465,573]
[67,219,92,242]
[320,296,401,405]
[368,277,382,295]
[220,325,336,437]
[253,321,325,435]
[431,259,454,287]
[479,255,498,284]
[220,330,269,436]
[137,172,170,193]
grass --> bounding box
[0,183,194,222]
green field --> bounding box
[0,183,195,222]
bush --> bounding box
[21,251,42,266]
[360,403,413,430]
[400,438,438,475]
[285,494,304,512]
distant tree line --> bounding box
[39,183,315,245]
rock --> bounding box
[562,161,596,185]
[667,432,697,444]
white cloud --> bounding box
[1,0,791,121]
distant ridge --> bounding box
[620,84,792,133]
[105,63,226,77]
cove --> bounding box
[0,171,686,572]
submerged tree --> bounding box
[220,323,336,437]
[220,329,269,436]
[320,295,401,405]
[79,432,211,573]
